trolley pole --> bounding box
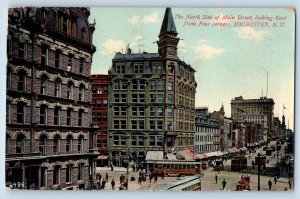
[257,153,261,191]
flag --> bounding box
[283,105,286,109]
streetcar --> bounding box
[152,175,201,191]
[146,160,201,176]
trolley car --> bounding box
[147,160,201,176]
[152,175,201,191]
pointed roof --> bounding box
[159,7,177,36]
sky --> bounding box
[89,8,295,130]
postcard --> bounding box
[5,7,295,191]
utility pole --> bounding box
[257,153,261,191]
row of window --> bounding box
[52,164,85,185]
[112,93,174,104]
[195,134,219,142]
[178,96,195,108]
[113,80,174,91]
[194,144,219,153]
[178,109,195,121]
[7,133,84,156]
[92,112,107,123]
[113,135,163,147]
[92,84,108,94]
[177,122,194,132]
[8,40,86,75]
[7,70,86,101]
[195,126,220,134]
[113,120,164,130]
[115,63,162,75]
[7,102,85,126]
[113,106,171,117]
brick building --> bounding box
[6,7,98,190]
[91,75,109,166]
[107,8,197,166]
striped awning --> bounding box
[226,148,235,153]
[176,149,198,160]
[97,155,108,160]
[232,147,240,153]
[197,153,208,159]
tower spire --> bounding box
[159,7,177,37]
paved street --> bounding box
[95,143,292,192]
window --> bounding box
[121,94,126,103]
[6,101,10,123]
[53,135,60,154]
[150,107,156,116]
[66,164,73,183]
[168,81,173,90]
[62,16,69,33]
[54,78,61,97]
[113,135,119,145]
[114,94,119,103]
[132,94,137,103]
[41,45,48,66]
[114,81,120,90]
[39,134,47,156]
[54,107,60,126]
[121,80,127,90]
[152,64,162,74]
[78,164,84,181]
[79,84,84,101]
[17,102,26,124]
[55,50,61,68]
[79,58,84,74]
[167,121,173,130]
[7,68,11,90]
[40,105,47,125]
[17,70,26,92]
[78,135,83,153]
[66,135,72,154]
[68,54,74,71]
[157,94,164,103]
[16,134,25,153]
[121,107,126,116]
[120,136,126,145]
[150,81,156,90]
[134,64,143,74]
[150,120,155,129]
[157,107,163,116]
[132,120,137,130]
[139,94,145,103]
[138,136,144,146]
[167,107,173,117]
[138,120,145,129]
[131,136,137,146]
[67,108,72,126]
[120,120,126,129]
[157,80,164,90]
[150,94,156,103]
[113,120,119,129]
[168,94,173,104]
[67,82,73,99]
[132,80,138,89]
[40,75,47,95]
[157,136,163,146]
[53,166,60,185]
[40,167,47,188]
[139,80,145,90]
[18,42,26,58]
[149,136,155,146]
[78,110,83,126]
[116,65,125,74]
[157,120,163,130]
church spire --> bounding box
[159,7,177,37]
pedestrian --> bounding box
[268,179,272,190]
[215,173,218,184]
[111,179,115,190]
[138,176,142,185]
[124,178,128,190]
[101,179,106,190]
[222,179,226,190]
[274,176,277,184]
[154,174,158,183]
[149,173,153,183]
[288,179,292,189]
[105,172,108,182]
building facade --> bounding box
[231,96,274,143]
[107,8,197,166]
[91,75,109,166]
[223,117,233,149]
[6,7,98,190]
[194,107,221,153]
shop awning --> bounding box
[197,153,208,159]
[232,147,240,153]
[176,149,198,160]
[166,153,177,160]
[146,151,164,161]
[97,155,108,160]
[227,148,235,153]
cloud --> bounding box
[100,39,125,55]
[128,12,159,25]
[143,12,159,24]
[128,16,140,25]
[178,40,187,54]
[195,43,225,60]
[236,27,270,41]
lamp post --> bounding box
[257,153,261,191]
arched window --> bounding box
[66,134,72,154]
[41,44,48,66]
[67,54,74,71]
[39,134,47,156]
[66,164,73,183]
[6,134,10,154]
[54,107,61,126]
[53,134,60,154]
[17,70,26,92]
[40,104,47,125]
[55,50,61,68]
[67,81,73,99]
[16,134,25,153]
[7,68,11,90]
[79,84,84,101]
[67,108,72,126]
[78,163,84,181]
[78,135,84,153]
[18,42,26,58]
[40,75,48,95]
[78,109,83,126]
[17,102,26,124]
[54,78,61,97]
[79,58,84,74]
[6,100,10,123]
[53,165,60,185]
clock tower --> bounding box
[157,8,179,59]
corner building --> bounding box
[6,8,98,190]
[108,8,197,166]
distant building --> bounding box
[231,96,274,143]
[209,104,225,150]
[223,117,233,149]
[6,7,98,190]
[107,8,197,166]
[91,75,109,166]
[194,107,221,153]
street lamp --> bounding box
[257,153,261,191]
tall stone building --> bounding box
[107,8,197,166]
[6,7,98,190]
[231,96,274,143]
[91,74,109,166]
